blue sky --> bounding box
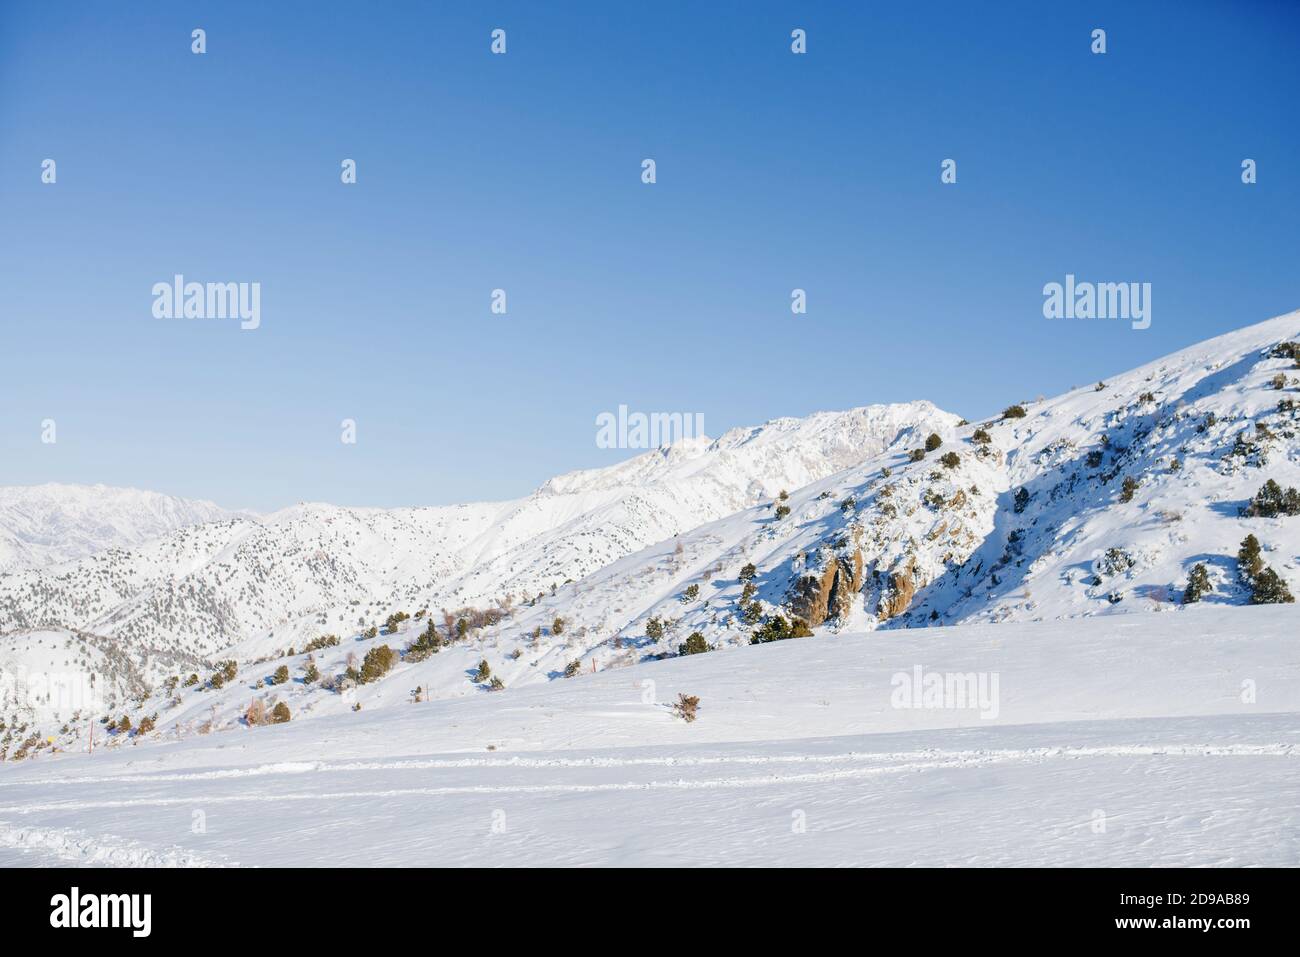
[2,1,1298,511]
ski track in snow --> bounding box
[0,742,1294,791]
[0,742,1292,817]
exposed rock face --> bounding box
[878,556,919,620]
[788,549,864,626]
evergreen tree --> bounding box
[679,632,710,656]
[1183,563,1211,604]
[1250,567,1295,604]
[1238,534,1264,579]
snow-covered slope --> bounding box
[0,484,242,572]
[6,312,1300,760]
[0,403,955,666]
[2,605,1296,866]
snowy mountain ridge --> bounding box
[0,484,245,572]
[5,310,1300,759]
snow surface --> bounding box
[0,605,1296,866]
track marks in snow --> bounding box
[0,743,1292,816]
[0,821,231,867]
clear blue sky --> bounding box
[2,1,1297,511]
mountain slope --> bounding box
[0,484,243,572]
[2,605,1297,865]
[6,311,1300,757]
[0,403,956,678]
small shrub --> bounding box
[738,563,757,582]
[271,702,291,724]
[474,659,491,682]
[908,448,925,462]
[672,694,700,723]
[245,699,267,726]
[1119,476,1139,503]
[304,634,340,653]
[971,428,991,445]
[939,451,960,469]
[563,659,582,678]
[681,584,700,602]
[272,665,289,685]
[774,503,791,519]
[1002,405,1026,419]
[645,616,665,640]
[1272,373,1287,390]
[1013,487,1030,513]
[303,660,320,683]
[552,616,566,636]
[1098,547,1136,578]
[925,433,942,452]
[489,676,505,691]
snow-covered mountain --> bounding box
[0,484,244,572]
[5,311,1300,758]
[0,402,954,687]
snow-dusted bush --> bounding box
[1096,547,1136,579]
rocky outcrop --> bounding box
[788,548,864,626]
[878,555,919,620]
